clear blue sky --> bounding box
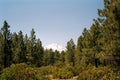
[0,0,104,47]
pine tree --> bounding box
[75,36,83,66]
[65,39,75,66]
[60,51,65,63]
[26,28,36,64]
[1,21,12,67]
[43,49,54,65]
[43,49,50,66]
[33,39,43,67]
[0,31,4,69]
[17,31,26,63]
[88,19,103,67]
[11,32,19,63]
[97,0,120,66]
[54,50,60,63]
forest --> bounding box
[0,0,120,80]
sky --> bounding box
[0,0,104,47]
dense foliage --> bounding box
[0,0,120,80]
[0,63,50,80]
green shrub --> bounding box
[0,63,27,80]
[54,61,65,68]
[52,66,74,79]
[37,66,52,75]
[77,66,120,80]
[0,63,50,80]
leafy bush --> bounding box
[52,66,74,79]
[37,66,52,75]
[54,61,65,68]
[0,63,50,80]
[77,66,120,80]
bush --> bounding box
[0,63,28,80]
[52,66,74,79]
[37,66,52,75]
[54,61,65,68]
[77,66,120,80]
[0,63,50,80]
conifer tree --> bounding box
[17,31,26,63]
[75,36,83,65]
[0,31,4,69]
[26,28,36,64]
[65,39,75,66]
[33,39,43,67]
[1,21,12,67]
[11,32,19,63]
[97,0,120,66]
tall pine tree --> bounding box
[65,39,75,66]
[1,21,12,67]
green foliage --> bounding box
[43,49,61,66]
[76,0,120,67]
[65,39,75,66]
[77,66,120,80]
[37,66,52,75]
[54,61,65,68]
[98,0,120,66]
[33,39,44,67]
[0,21,12,67]
[0,63,50,80]
[11,31,27,64]
[0,0,120,80]
[52,66,75,79]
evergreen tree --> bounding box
[33,39,43,67]
[89,19,103,67]
[81,28,96,65]
[43,49,54,65]
[17,31,26,63]
[0,31,4,69]
[75,36,83,66]
[60,51,65,63]
[76,0,120,67]
[43,49,50,66]
[11,32,19,63]
[65,39,75,66]
[97,0,120,66]
[12,31,26,63]
[26,28,36,64]
[24,34,30,63]
[54,50,60,63]
[0,21,12,67]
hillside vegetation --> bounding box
[0,0,120,80]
